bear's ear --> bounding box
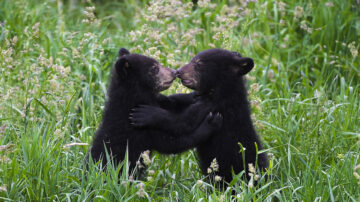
[233,57,254,76]
[118,48,130,57]
[115,57,130,79]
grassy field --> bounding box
[0,0,359,201]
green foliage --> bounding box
[0,0,359,201]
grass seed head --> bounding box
[214,175,222,182]
[294,6,304,19]
[0,185,7,192]
[210,158,219,172]
[141,150,152,166]
[137,183,146,198]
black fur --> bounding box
[87,48,222,176]
[131,49,268,183]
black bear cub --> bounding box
[132,49,268,184]
[87,48,222,176]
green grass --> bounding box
[0,0,359,201]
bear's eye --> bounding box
[150,65,159,75]
[231,52,242,57]
[194,63,200,71]
[194,60,202,71]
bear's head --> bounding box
[115,48,176,92]
[176,48,254,95]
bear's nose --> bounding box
[175,70,181,77]
[170,69,176,77]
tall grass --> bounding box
[0,0,359,201]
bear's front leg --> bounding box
[130,105,171,128]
